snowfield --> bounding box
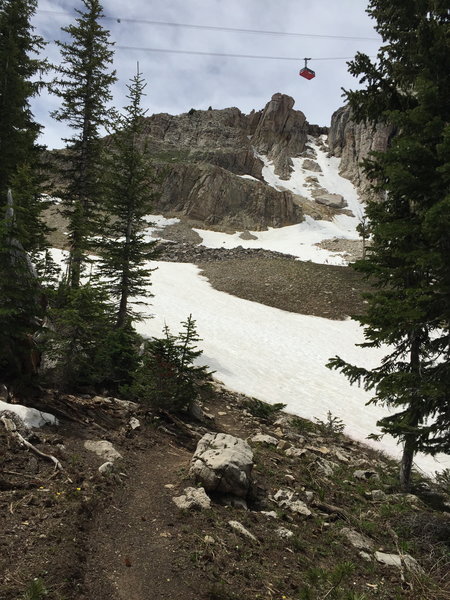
[136,261,450,477]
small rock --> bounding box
[204,535,215,544]
[129,417,140,430]
[353,469,379,481]
[273,489,312,517]
[332,449,349,463]
[317,458,338,476]
[173,487,211,511]
[228,520,258,542]
[189,400,205,421]
[273,427,284,438]
[289,500,312,516]
[304,491,314,502]
[340,527,374,551]
[277,440,291,451]
[285,474,295,484]
[274,416,291,427]
[375,552,423,574]
[98,461,115,475]
[84,440,122,462]
[251,434,278,445]
[164,484,175,489]
[285,447,307,458]
[277,527,294,539]
[359,551,372,562]
[260,511,278,518]
[370,489,387,501]
[306,445,330,455]
[315,192,347,209]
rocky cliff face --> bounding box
[155,162,302,230]
[328,105,393,199]
[142,93,323,231]
[250,93,308,179]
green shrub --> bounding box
[133,315,211,413]
[242,398,286,421]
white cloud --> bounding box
[32,0,380,148]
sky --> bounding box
[32,0,381,149]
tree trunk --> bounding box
[399,434,416,490]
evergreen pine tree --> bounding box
[133,316,211,413]
[0,0,50,258]
[0,0,45,198]
[0,1,50,394]
[328,1,450,489]
[97,68,158,329]
[51,0,116,288]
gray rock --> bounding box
[189,433,253,498]
[277,527,294,539]
[370,489,387,501]
[359,551,372,562]
[375,552,423,574]
[273,489,312,517]
[340,527,374,551]
[129,417,140,430]
[173,487,211,510]
[228,520,258,542]
[260,510,278,518]
[251,433,278,445]
[317,458,338,476]
[98,461,115,475]
[328,105,393,201]
[285,447,308,458]
[251,93,308,179]
[353,469,379,481]
[302,158,322,172]
[84,440,122,462]
[315,192,347,209]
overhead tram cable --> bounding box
[37,9,380,43]
[47,40,369,63]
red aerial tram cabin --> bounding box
[299,58,315,80]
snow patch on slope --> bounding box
[0,400,58,428]
[135,261,450,477]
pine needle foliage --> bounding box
[45,284,115,391]
[97,68,159,328]
[133,315,212,413]
[51,0,116,288]
[0,0,46,198]
[328,1,450,489]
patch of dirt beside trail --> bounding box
[198,257,369,320]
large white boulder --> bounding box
[189,433,254,498]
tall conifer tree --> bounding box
[52,0,116,288]
[98,68,157,329]
[0,0,49,257]
[328,1,450,488]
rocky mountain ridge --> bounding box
[139,93,392,232]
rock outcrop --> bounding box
[189,433,254,498]
[154,162,303,230]
[328,105,394,199]
[251,93,308,179]
[139,94,317,230]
